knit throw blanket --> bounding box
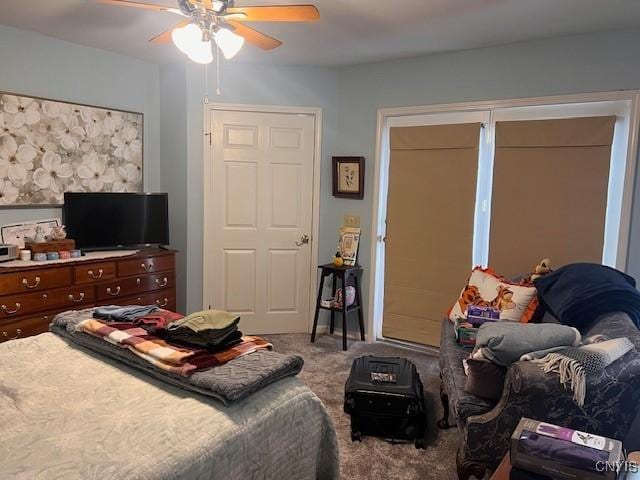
[533,337,634,407]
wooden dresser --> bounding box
[0,248,177,342]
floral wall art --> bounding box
[0,93,143,206]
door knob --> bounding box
[296,234,310,246]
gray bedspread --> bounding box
[0,333,339,480]
[52,308,303,405]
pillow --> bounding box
[464,358,507,401]
[448,267,538,323]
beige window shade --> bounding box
[489,116,616,277]
[383,123,482,347]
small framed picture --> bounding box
[333,156,364,199]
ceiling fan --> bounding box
[95,0,320,63]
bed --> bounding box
[0,328,339,479]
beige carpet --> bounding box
[264,333,460,480]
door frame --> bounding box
[369,90,640,344]
[202,103,323,333]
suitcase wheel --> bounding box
[351,431,363,442]
[414,438,427,449]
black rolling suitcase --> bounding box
[344,355,427,449]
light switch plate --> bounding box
[344,215,360,227]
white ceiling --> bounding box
[1,0,640,66]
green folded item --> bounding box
[168,310,240,332]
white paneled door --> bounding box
[207,109,316,334]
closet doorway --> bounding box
[381,111,489,347]
[203,104,322,335]
[369,92,640,348]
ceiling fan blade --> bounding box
[226,21,282,50]
[149,20,190,44]
[94,0,184,14]
[226,5,320,22]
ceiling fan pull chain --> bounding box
[204,62,209,103]
[216,45,223,96]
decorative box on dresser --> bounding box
[0,248,177,342]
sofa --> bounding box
[438,311,640,480]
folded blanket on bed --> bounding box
[94,305,160,322]
[76,318,271,377]
[134,309,184,335]
[532,337,635,406]
[472,322,581,367]
[167,309,240,332]
[52,309,304,404]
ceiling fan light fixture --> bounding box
[186,40,214,64]
[172,23,213,64]
[171,23,202,54]
[214,27,245,60]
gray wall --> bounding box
[327,28,640,330]
[0,25,161,228]
[180,61,341,313]
[4,23,640,330]
[160,64,188,312]
[166,28,640,324]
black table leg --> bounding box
[330,272,336,335]
[354,273,365,341]
[341,271,348,351]
[310,271,327,343]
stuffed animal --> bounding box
[530,258,552,281]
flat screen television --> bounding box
[63,192,169,250]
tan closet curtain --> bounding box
[489,116,616,277]
[383,123,482,347]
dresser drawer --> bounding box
[116,288,176,311]
[96,272,175,301]
[0,268,72,295]
[96,276,141,301]
[0,309,66,343]
[74,262,117,284]
[139,272,175,293]
[0,286,95,319]
[118,255,175,277]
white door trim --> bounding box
[368,90,640,343]
[202,103,323,333]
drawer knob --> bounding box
[106,286,121,297]
[1,303,21,315]
[22,276,41,289]
[141,262,154,272]
[136,278,142,286]
[156,298,169,308]
[1,328,21,341]
[68,292,85,303]
[155,277,168,288]
[88,269,104,279]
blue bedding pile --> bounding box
[535,263,640,328]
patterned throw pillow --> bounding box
[448,267,538,323]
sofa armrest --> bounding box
[460,354,640,469]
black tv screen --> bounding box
[63,192,169,250]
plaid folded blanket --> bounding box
[76,318,272,377]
